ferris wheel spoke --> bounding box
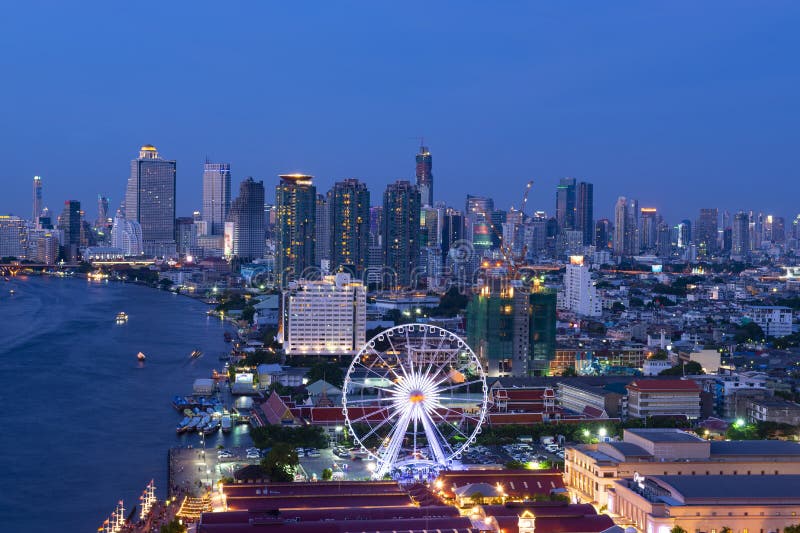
[421,333,452,383]
[344,396,396,405]
[375,408,413,478]
[348,404,392,424]
[431,408,472,441]
[359,406,402,443]
[365,346,403,381]
[434,377,484,394]
[418,409,449,465]
[383,333,411,381]
[356,358,399,383]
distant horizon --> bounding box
[2,2,799,224]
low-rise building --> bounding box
[609,475,800,533]
[626,379,701,419]
[558,381,626,418]
[745,306,793,337]
[747,397,800,425]
[565,428,800,507]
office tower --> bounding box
[639,208,658,252]
[595,219,611,249]
[676,220,691,248]
[95,195,110,230]
[524,214,548,256]
[420,206,440,249]
[575,181,594,245]
[749,211,762,251]
[34,233,59,264]
[490,210,506,249]
[563,255,601,317]
[280,273,366,356]
[59,200,81,261]
[695,208,719,257]
[202,161,231,236]
[125,145,177,257]
[175,217,196,256]
[415,144,433,207]
[228,177,265,261]
[471,218,492,258]
[466,278,556,377]
[656,222,671,257]
[555,177,577,231]
[0,216,28,259]
[440,209,464,262]
[32,176,42,226]
[329,178,370,273]
[764,215,786,244]
[732,211,750,258]
[382,180,421,288]
[369,206,383,246]
[112,216,143,256]
[465,195,494,219]
[276,174,316,284]
[315,194,330,267]
[613,197,639,256]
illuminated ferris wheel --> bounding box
[342,324,488,479]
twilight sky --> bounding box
[1,1,798,223]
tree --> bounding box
[650,349,669,360]
[561,366,578,377]
[469,491,485,505]
[505,460,527,470]
[261,443,299,482]
[431,286,468,317]
[784,525,800,533]
[322,468,333,481]
[611,302,626,313]
[241,305,256,323]
[721,527,732,533]
[160,519,187,533]
[659,361,703,376]
[305,362,345,388]
[670,526,687,533]
[734,322,765,343]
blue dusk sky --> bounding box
[0,1,798,223]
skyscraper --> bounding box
[383,180,421,288]
[563,255,601,317]
[59,200,81,261]
[613,197,639,256]
[639,208,658,252]
[202,161,231,236]
[228,177,265,261]
[329,178,370,273]
[465,195,494,219]
[32,176,42,227]
[440,209,464,262]
[125,145,177,257]
[415,144,433,207]
[732,211,750,258]
[276,174,316,284]
[575,181,594,245]
[695,208,719,257]
[594,219,611,249]
[315,194,330,267]
[555,177,577,231]
[96,195,109,230]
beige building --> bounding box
[626,379,701,419]
[608,474,800,533]
[565,428,800,507]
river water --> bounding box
[0,275,249,532]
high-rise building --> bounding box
[314,194,330,267]
[639,208,658,252]
[0,216,28,259]
[575,181,594,246]
[676,220,692,249]
[329,178,370,273]
[555,177,577,231]
[563,255,601,317]
[95,195,110,230]
[595,219,611,249]
[280,273,366,356]
[415,144,433,207]
[383,180,421,288]
[175,217,197,256]
[695,208,719,257]
[732,211,750,259]
[112,216,144,255]
[613,197,639,256]
[467,278,556,377]
[465,195,494,219]
[369,206,383,247]
[59,200,81,261]
[228,177,265,261]
[440,209,463,262]
[276,174,316,285]
[32,176,42,227]
[202,161,231,236]
[125,145,177,257]
[656,222,671,258]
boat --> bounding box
[203,419,220,435]
[190,349,203,359]
[116,312,128,324]
[197,415,211,432]
[176,417,191,434]
[221,415,232,433]
[137,352,146,362]
[9,289,15,295]
[186,417,201,431]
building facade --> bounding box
[201,161,231,236]
[125,145,177,257]
[329,178,370,274]
[228,177,265,261]
[382,180,421,288]
[415,144,433,207]
[275,174,316,285]
[626,379,701,419]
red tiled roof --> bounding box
[437,470,564,499]
[533,515,615,533]
[582,405,605,418]
[627,379,700,392]
[487,412,544,425]
[260,391,296,425]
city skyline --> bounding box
[1,3,799,221]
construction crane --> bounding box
[487,180,533,277]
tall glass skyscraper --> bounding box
[125,145,177,257]
[202,160,231,236]
[32,176,42,227]
[228,177,265,261]
[329,178,370,273]
[383,180,421,288]
[59,200,81,261]
[415,144,433,207]
[276,174,316,285]
[555,177,576,231]
[575,181,594,245]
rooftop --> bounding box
[627,379,701,392]
[625,428,705,443]
[710,440,800,456]
[655,474,800,500]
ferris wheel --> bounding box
[342,324,488,479]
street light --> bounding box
[598,427,608,439]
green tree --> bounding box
[721,527,732,533]
[261,443,299,482]
[469,491,485,505]
[783,525,800,533]
[659,361,703,376]
[241,305,256,323]
[734,322,765,343]
[305,362,345,388]
[670,526,687,533]
[160,519,187,533]
[322,468,333,481]
[505,460,527,470]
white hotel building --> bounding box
[280,273,366,356]
[562,255,602,317]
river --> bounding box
[0,275,249,532]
